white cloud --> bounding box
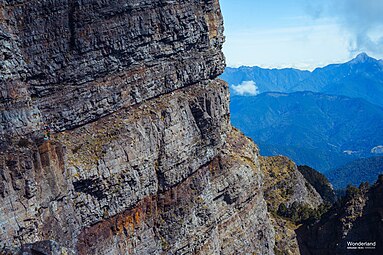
[231,81,259,96]
[306,0,383,56]
[371,145,383,154]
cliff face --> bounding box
[1,0,277,254]
[1,0,225,135]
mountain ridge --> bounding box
[327,156,383,189]
[222,53,383,107]
[230,91,383,172]
[227,52,382,72]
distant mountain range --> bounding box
[222,67,311,93]
[221,53,383,107]
[222,53,383,181]
[230,91,383,172]
[326,156,383,189]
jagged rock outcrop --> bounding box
[260,156,323,212]
[298,165,336,203]
[260,156,324,255]
[1,0,276,254]
[297,176,383,255]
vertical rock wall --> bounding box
[1,0,276,254]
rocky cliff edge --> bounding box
[0,1,279,254]
[0,0,335,254]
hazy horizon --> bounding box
[225,52,381,71]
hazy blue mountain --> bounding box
[326,156,383,189]
[230,91,383,172]
[222,53,383,106]
[221,66,311,93]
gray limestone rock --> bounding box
[0,0,322,254]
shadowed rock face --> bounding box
[298,165,336,204]
[1,0,277,254]
[296,177,383,255]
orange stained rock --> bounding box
[116,216,124,235]
[134,210,141,225]
[124,215,134,233]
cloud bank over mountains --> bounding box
[231,81,259,96]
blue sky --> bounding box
[220,0,383,70]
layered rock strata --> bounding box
[1,0,276,254]
[1,80,275,254]
[1,0,225,135]
[75,128,275,254]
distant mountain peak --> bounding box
[349,52,374,64]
